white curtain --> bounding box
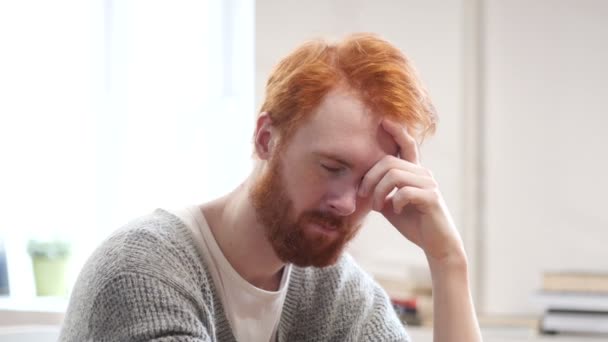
[0,0,253,301]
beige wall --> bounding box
[256,0,608,315]
[483,0,608,315]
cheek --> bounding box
[284,167,327,210]
[351,196,373,220]
[297,183,327,212]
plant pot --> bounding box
[31,256,69,297]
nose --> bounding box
[324,185,358,217]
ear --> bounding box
[254,112,278,160]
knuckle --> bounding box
[386,154,400,166]
[397,187,412,200]
[429,189,440,201]
[387,168,400,180]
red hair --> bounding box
[259,33,437,143]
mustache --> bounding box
[300,210,347,231]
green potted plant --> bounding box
[27,239,72,297]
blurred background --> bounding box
[0,0,607,340]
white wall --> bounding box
[256,0,466,282]
[483,0,608,315]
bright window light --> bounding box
[0,0,253,301]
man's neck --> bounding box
[200,178,286,291]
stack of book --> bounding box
[374,274,433,327]
[536,271,608,335]
[392,297,423,326]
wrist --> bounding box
[426,248,469,278]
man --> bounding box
[60,33,482,341]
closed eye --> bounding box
[321,164,344,174]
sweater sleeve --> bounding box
[279,254,410,342]
[85,271,212,342]
[360,283,411,342]
[59,211,233,342]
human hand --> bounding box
[358,119,466,265]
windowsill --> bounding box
[0,325,61,342]
[0,296,67,313]
[0,297,65,326]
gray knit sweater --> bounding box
[59,209,410,341]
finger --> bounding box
[381,119,420,165]
[371,169,436,211]
[390,187,438,215]
[359,155,428,197]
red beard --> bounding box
[249,155,362,267]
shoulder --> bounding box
[281,254,410,341]
[61,209,226,341]
[287,253,382,310]
[85,209,205,284]
[294,253,373,289]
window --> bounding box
[0,0,253,303]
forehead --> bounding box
[288,87,398,169]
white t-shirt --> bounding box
[170,206,292,342]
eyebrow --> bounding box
[312,151,354,168]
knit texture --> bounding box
[59,209,410,341]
